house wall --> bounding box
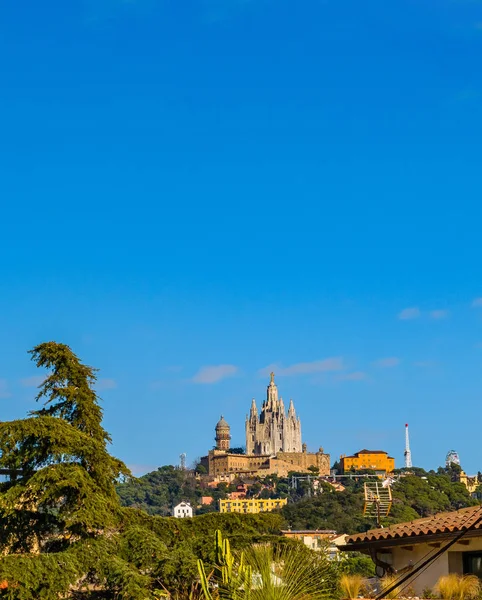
[460,472,479,493]
[390,545,449,595]
[203,449,330,478]
[282,532,334,550]
[276,450,331,476]
[340,452,394,473]
[388,538,482,595]
[173,503,193,518]
[205,451,271,476]
[219,498,287,514]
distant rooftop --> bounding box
[281,529,337,534]
[355,449,390,455]
[343,449,394,458]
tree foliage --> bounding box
[117,465,202,516]
[281,468,477,534]
[118,462,478,538]
[0,343,287,599]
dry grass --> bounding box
[340,574,365,599]
[437,575,460,600]
[457,575,481,600]
[436,574,480,600]
[379,575,401,599]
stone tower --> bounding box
[215,416,231,451]
[245,373,302,455]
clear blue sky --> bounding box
[1,0,482,476]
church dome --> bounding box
[216,416,230,430]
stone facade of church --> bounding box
[203,447,330,480]
[245,373,302,455]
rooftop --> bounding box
[350,449,393,456]
[281,530,337,535]
[216,415,230,429]
[343,505,482,549]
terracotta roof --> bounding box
[281,530,337,535]
[353,450,391,456]
[344,506,482,548]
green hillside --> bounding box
[117,465,480,534]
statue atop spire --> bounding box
[266,371,279,409]
[249,398,257,419]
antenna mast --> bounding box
[404,423,412,469]
[180,453,186,470]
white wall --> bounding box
[173,503,193,518]
[389,538,482,595]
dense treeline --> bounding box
[117,465,202,515]
[117,464,479,534]
[282,468,478,533]
[116,469,296,516]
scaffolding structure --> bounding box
[363,480,392,526]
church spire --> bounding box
[266,372,279,409]
[288,399,296,417]
[250,398,257,419]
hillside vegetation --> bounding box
[282,470,478,533]
[117,464,479,534]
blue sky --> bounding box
[1,0,482,476]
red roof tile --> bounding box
[345,505,482,546]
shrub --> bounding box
[380,574,401,599]
[340,574,366,599]
[198,530,339,599]
[436,574,480,600]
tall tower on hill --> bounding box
[245,373,302,455]
[404,423,412,469]
[215,416,231,451]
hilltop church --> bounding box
[246,372,302,455]
[201,374,330,480]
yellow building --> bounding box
[219,498,288,514]
[340,449,394,474]
[459,471,478,494]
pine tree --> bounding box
[0,342,157,599]
[0,342,291,600]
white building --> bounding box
[173,501,193,518]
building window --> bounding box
[463,553,482,578]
